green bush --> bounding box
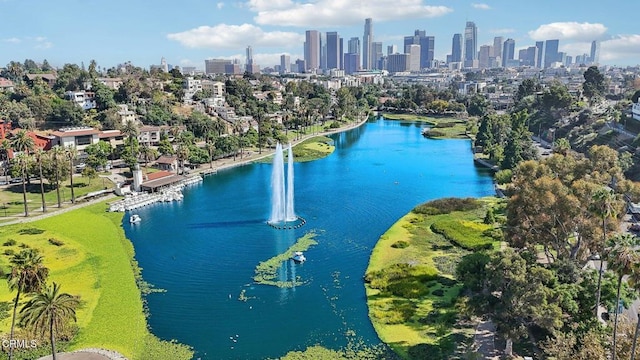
[413,198,481,215]
[3,249,14,256]
[434,122,456,128]
[391,240,410,249]
[2,239,16,246]
[48,238,64,246]
[18,228,45,235]
[430,220,494,251]
[494,169,513,184]
[423,129,446,138]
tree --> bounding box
[583,66,606,103]
[628,266,640,360]
[50,146,66,208]
[7,249,49,360]
[33,149,47,213]
[607,233,640,360]
[590,188,622,318]
[65,147,77,204]
[85,141,112,170]
[20,282,79,360]
[553,138,571,156]
[467,94,491,117]
[10,130,35,216]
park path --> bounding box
[474,319,500,359]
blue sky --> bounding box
[1,0,639,71]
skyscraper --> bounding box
[464,21,477,67]
[535,41,544,68]
[280,54,290,73]
[478,45,491,69]
[363,18,373,70]
[544,39,559,68]
[246,46,253,67]
[372,42,383,70]
[326,32,341,70]
[387,45,397,55]
[304,30,320,71]
[406,44,420,72]
[590,40,600,64]
[348,37,360,55]
[421,36,435,68]
[502,38,515,67]
[492,36,504,60]
[343,53,360,74]
[451,33,462,63]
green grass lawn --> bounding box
[0,202,192,359]
[0,175,111,221]
[256,136,335,163]
[381,114,470,139]
[365,197,503,359]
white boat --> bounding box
[129,214,142,224]
[291,251,306,263]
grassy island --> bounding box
[254,232,317,287]
[292,136,335,162]
[382,113,471,139]
[365,197,503,359]
[0,202,193,360]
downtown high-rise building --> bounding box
[478,45,491,69]
[348,37,360,55]
[535,41,544,68]
[344,53,360,74]
[519,46,538,67]
[304,30,320,71]
[590,40,600,64]
[502,38,515,67]
[544,39,560,68]
[406,44,421,72]
[372,42,383,70]
[326,32,341,70]
[387,45,397,55]
[363,18,373,70]
[492,36,504,60]
[451,33,463,63]
[280,54,290,73]
[464,21,478,67]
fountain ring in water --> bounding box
[267,216,306,230]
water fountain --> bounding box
[268,143,305,229]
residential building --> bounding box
[304,30,320,71]
[0,77,15,92]
[50,127,101,153]
[633,102,640,121]
[464,21,477,68]
[117,105,137,125]
[25,73,56,87]
[181,67,196,75]
[65,91,96,110]
[363,18,373,70]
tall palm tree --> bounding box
[65,147,77,204]
[591,188,620,317]
[628,265,640,360]
[0,139,11,179]
[20,282,79,360]
[7,249,49,360]
[50,146,65,208]
[607,233,640,360]
[10,130,35,216]
[33,149,47,213]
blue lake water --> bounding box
[124,117,495,359]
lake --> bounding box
[124,117,495,359]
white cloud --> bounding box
[35,42,53,49]
[3,37,21,43]
[167,24,303,49]
[472,3,491,10]
[216,2,224,9]
[251,0,453,27]
[601,34,640,63]
[528,22,608,42]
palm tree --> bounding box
[33,149,47,213]
[10,130,35,216]
[7,249,49,360]
[591,188,620,317]
[0,139,11,179]
[20,282,79,360]
[65,147,77,204]
[628,265,640,360]
[50,146,65,208]
[607,233,640,360]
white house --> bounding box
[50,127,101,155]
[632,102,640,121]
[65,91,96,110]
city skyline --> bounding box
[1,0,639,70]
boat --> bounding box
[129,214,142,224]
[291,251,306,263]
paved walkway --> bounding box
[474,319,500,359]
[37,348,127,360]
